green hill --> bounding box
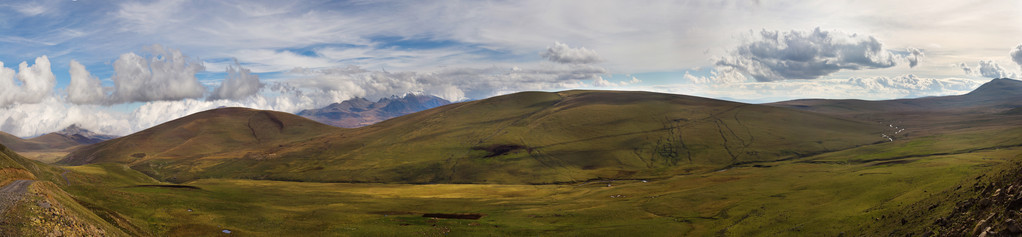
[59,107,342,181]
[63,90,883,184]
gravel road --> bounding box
[0,180,35,216]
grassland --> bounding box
[29,82,1022,235]
[55,128,1022,236]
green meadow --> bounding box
[59,137,1022,236]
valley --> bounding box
[2,79,1022,236]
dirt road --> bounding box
[0,180,35,216]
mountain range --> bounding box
[0,124,117,153]
[297,94,451,128]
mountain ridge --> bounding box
[297,94,451,128]
[0,125,117,153]
[62,90,882,184]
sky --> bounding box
[1,0,1021,137]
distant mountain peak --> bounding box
[298,94,452,128]
[54,124,117,144]
[56,124,87,136]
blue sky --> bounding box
[0,0,1021,136]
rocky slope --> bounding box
[861,159,1022,236]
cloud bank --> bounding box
[663,74,983,103]
[288,63,608,101]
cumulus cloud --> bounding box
[1011,44,1022,69]
[715,28,916,82]
[961,60,1019,78]
[906,48,924,68]
[67,60,105,104]
[956,62,975,75]
[541,41,602,64]
[66,45,208,105]
[210,59,262,100]
[109,45,206,103]
[0,56,56,107]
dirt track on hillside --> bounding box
[0,180,35,216]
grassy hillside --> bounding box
[30,84,1022,235]
[65,90,883,184]
[0,144,128,236]
[60,107,343,181]
[49,129,1022,236]
[771,78,1022,116]
[0,131,52,152]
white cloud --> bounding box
[211,59,262,100]
[0,56,56,107]
[0,97,130,137]
[542,41,602,64]
[15,56,56,104]
[1011,44,1022,69]
[592,76,641,87]
[107,45,207,103]
[226,49,335,73]
[67,60,105,104]
[715,28,919,82]
[13,4,46,16]
[907,48,924,68]
[956,62,975,75]
[628,76,641,84]
[684,68,749,84]
[844,74,980,97]
[974,60,1016,78]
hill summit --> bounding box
[965,78,1022,97]
[59,107,340,172]
[51,124,117,145]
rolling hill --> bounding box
[297,94,451,128]
[59,108,343,181]
[62,90,883,184]
[38,80,1022,236]
[771,78,1022,115]
[770,78,1022,139]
